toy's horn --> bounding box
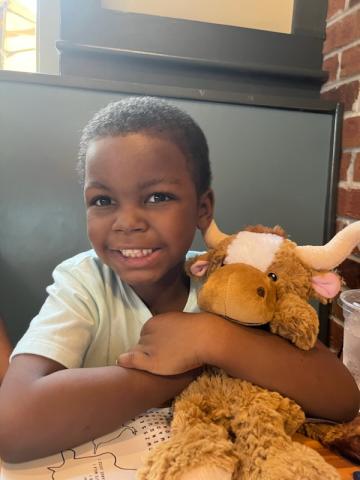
[204,220,229,248]
[295,221,360,270]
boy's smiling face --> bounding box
[84,133,213,296]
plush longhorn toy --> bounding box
[137,221,360,480]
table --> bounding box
[295,434,359,479]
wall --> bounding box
[101,0,294,34]
[322,0,360,353]
[37,0,60,74]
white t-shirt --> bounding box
[11,250,201,369]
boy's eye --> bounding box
[92,196,114,207]
[147,193,173,203]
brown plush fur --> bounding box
[270,241,313,301]
[138,371,339,480]
[300,415,360,464]
[137,225,345,480]
[245,224,287,238]
[267,241,320,349]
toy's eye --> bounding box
[268,272,278,282]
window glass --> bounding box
[0,0,36,72]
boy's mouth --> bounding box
[108,248,159,259]
[107,247,163,271]
[119,248,154,258]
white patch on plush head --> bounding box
[224,231,284,272]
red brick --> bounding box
[341,44,360,79]
[323,55,339,81]
[336,219,360,258]
[337,187,360,219]
[327,0,346,19]
[354,152,360,181]
[323,10,360,54]
[322,81,359,111]
[349,0,360,7]
[342,116,360,148]
[337,258,360,289]
[328,317,344,354]
[339,152,352,180]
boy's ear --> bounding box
[197,189,214,233]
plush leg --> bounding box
[231,400,340,480]
[136,422,236,480]
[180,465,233,480]
[137,371,239,480]
[256,441,340,480]
[300,416,360,464]
[270,294,319,350]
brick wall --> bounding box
[322,0,360,353]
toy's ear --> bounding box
[190,260,210,277]
[185,237,232,279]
[185,253,210,278]
[312,272,342,299]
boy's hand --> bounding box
[117,311,223,375]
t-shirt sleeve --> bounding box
[11,258,100,369]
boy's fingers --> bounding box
[117,351,152,371]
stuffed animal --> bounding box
[301,415,360,464]
[137,221,360,480]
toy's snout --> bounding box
[198,263,277,325]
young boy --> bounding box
[0,97,358,463]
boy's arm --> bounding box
[0,354,198,463]
[0,319,12,384]
[206,317,360,422]
[118,312,360,423]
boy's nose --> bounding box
[112,208,147,233]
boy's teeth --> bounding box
[120,249,153,258]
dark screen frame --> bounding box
[58,0,328,97]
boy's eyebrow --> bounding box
[84,181,110,191]
[84,178,181,191]
[137,177,181,190]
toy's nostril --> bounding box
[257,287,266,298]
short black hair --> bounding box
[78,96,212,195]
